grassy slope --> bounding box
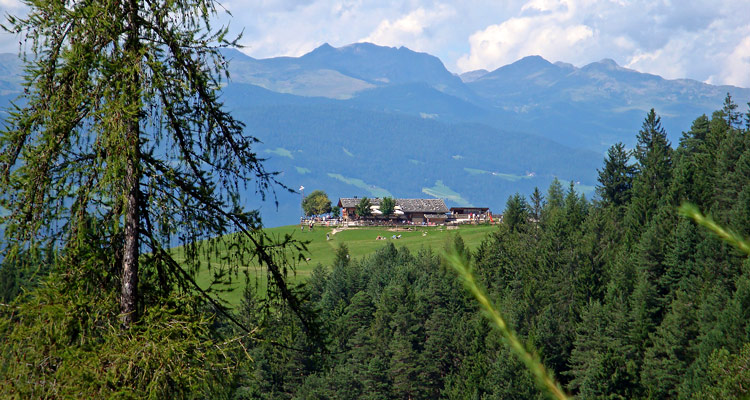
[192,224,499,306]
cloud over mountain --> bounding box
[1,1,747,86]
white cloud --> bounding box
[456,2,595,72]
[361,5,455,52]
[0,0,748,87]
[0,0,23,9]
[720,36,750,88]
[521,0,568,13]
[455,0,750,87]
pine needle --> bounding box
[679,202,750,255]
[444,249,572,400]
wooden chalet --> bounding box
[337,197,449,224]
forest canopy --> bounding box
[223,100,750,399]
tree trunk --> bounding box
[120,0,140,329]
[120,141,139,328]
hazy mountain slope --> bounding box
[222,43,474,100]
[224,44,750,152]
[459,69,489,83]
[1,44,749,226]
[223,85,601,226]
[467,55,750,149]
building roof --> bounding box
[397,199,449,213]
[450,207,490,212]
[338,197,449,213]
[338,197,379,208]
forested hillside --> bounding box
[225,99,750,399]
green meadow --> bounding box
[191,223,499,305]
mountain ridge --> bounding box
[0,43,749,226]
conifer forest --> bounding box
[2,1,750,399]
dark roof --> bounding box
[450,207,490,212]
[338,197,449,213]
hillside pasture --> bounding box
[187,223,499,305]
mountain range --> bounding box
[1,43,748,227]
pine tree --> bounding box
[712,112,747,221]
[564,181,587,230]
[596,142,636,209]
[721,92,742,129]
[728,152,750,237]
[700,343,750,399]
[669,115,712,207]
[625,109,673,243]
[503,193,529,232]
[388,305,426,400]
[568,299,635,398]
[546,177,565,211]
[640,291,698,398]
[530,187,544,222]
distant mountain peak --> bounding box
[315,42,335,51]
[582,58,631,73]
[478,55,555,81]
[517,55,552,66]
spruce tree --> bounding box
[640,291,698,398]
[503,193,529,232]
[530,187,544,222]
[596,142,636,209]
[670,115,712,207]
[721,92,742,129]
[625,109,673,243]
[546,177,565,211]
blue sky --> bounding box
[1,0,749,87]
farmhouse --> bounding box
[337,197,449,224]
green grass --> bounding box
[190,224,499,306]
[326,172,392,198]
[463,167,533,182]
[422,180,472,206]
